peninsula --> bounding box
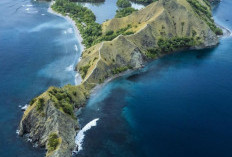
[19,0,222,156]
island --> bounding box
[18,0,222,156]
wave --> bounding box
[74,44,78,51]
[74,118,99,153]
[22,4,33,7]
[16,130,19,135]
[65,64,74,71]
[19,104,28,111]
[67,28,73,34]
[75,73,82,85]
[29,21,69,32]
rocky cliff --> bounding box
[19,0,220,156]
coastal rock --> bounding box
[19,98,78,157]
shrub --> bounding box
[115,7,137,18]
[214,27,223,35]
[112,66,129,74]
[117,0,131,8]
[79,64,90,78]
[29,98,36,106]
[61,101,74,116]
[36,98,45,112]
[47,133,60,152]
[106,30,114,36]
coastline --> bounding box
[216,23,232,37]
[47,1,85,54]
[47,1,85,85]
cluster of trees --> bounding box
[115,0,138,18]
[79,64,90,78]
[52,0,136,48]
[52,0,102,48]
[100,24,134,41]
[130,0,156,4]
[117,0,131,8]
[47,133,60,152]
[48,87,75,117]
[36,98,45,112]
[115,7,137,18]
[69,0,104,2]
[111,66,131,74]
[187,0,223,35]
[146,37,197,58]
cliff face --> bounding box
[19,100,78,157]
[19,0,219,157]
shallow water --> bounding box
[76,0,232,157]
[0,0,81,156]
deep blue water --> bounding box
[0,0,82,156]
[1,0,232,157]
[76,0,232,157]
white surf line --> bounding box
[74,118,99,153]
[83,42,104,82]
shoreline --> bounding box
[47,1,85,67]
[47,1,85,78]
[216,23,232,38]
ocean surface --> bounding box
[76,1,232,157]
[1,0,232,157]
[0,0,82,156]
[78,0,144,23]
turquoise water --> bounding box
[0,0,81,156]
[76,0,232,157]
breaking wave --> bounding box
[74,118,99,153]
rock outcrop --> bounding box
[19,0,220,156]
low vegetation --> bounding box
[47,133,60,152]
[48,88,75,118]
[117,0,131,8]
[69,0,104,2]
[187,0,223,35]
[52,0,135,48]
[130,0,156,4]
[115,7,137,18]
[111,66,131,74]
[146,37,199,58]
[79,64,91,78]
[36,98,45,112]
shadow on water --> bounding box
[127,47,216,82]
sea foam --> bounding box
[74,44,78,51]
[65,64,74,71]
[74,118,99,153]
[75,73,82,85]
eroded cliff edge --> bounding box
[19,0,220,156]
